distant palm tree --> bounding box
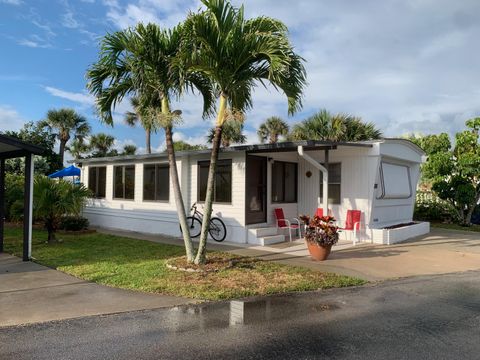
[122,144,137,155]
[173,141,208,151]
[258,116,289,143]
[67,138,89,159]
[207,119,246,147]
[39,108,91,166]
[124,96,157,154]
[290,109,382,141]
[89,133,115,157]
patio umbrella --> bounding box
[48,165,81,178]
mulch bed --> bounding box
[383,222,417,230]
[166,255,256,273]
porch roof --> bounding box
[74,140,374,165]
[0,134,44,159]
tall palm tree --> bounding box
[258,116,289,144]
[39,108,91,166]
[289,109,382,141]
[183,0,306,263]
[89,133,115,157]
[124,96,157,154]
[86,23,214,263]
[207,119,246,147]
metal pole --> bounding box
[23,154,33,261]
[0,159,5,253]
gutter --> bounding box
[297,146,329,214]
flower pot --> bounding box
[306,242,332,261]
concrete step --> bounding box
[250,227,279,238]
[258,235,285,246]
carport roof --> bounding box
[0,134,44,160]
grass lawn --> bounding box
[431,222,480,233]
[3,226,365,300]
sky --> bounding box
[1,0,480,156]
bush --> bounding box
[5,174,24,221]
[414,191,458,223]
[60,216,89,231]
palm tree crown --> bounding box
[258,116,289,143]
[39,108,91,166]
[89,133,115,157]
[290,109,383,141]
[124,96,158,154]
[207,120,247,147]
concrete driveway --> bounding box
[225,228,480,281]
[0,254,193,327]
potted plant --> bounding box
[304,215,339,261]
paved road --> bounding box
[2,270,480,359]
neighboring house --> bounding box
[76,139,429,246]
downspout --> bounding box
[297,146,329,214]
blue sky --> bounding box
[1,0,480,157]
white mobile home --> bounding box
[77,139,429,246]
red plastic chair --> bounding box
[314,208,333,218]
[274,208,300,242]
[338,210,362,245]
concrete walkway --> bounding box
[99,227,480,281]
[0,254,193,327]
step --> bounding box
[250,227,279,238]
[258,235,285,246]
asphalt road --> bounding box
[1,271,480,360]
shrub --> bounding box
[5,174,24,221]
[60,216,89,231]
[414,191,458,223]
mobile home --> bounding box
[77,139,429,245]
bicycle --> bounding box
[179,202,227,242]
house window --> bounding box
[320,163,341,204]
[143,164,169,201]
[376,162,412,199]
[114,165,135,200]
[88,166,106,199]
[198,160,232,203]
[271,161,297,203]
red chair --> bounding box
[314,208,333,218]
[338,210,362,245]
[274,208,300,242]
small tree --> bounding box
[33,177,90,243]
[89,133,116,157]
[173,141,207,151]
[421,118,480,225]
[122,144,137,155]
[207,118,246,147]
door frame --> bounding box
[245,155,267,225]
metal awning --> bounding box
[0,134,44,261]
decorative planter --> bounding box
[306,242,332,261]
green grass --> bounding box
[431,222,480,233]
[3,226,365,300]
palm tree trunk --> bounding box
[146,129,152,154]
[195,94,227,264]
[162,98,195,262]
[59,140,67,167]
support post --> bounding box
[323,149,329,214]
[23,154,33,261]
[0,159,5,253]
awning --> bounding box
[48,165,81,178]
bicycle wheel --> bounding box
[209,217,227,242]
[180,217,202,238]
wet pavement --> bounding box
[1,270,480,359]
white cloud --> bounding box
[18,34,52,48]
[0,105,27,131]
[0,0,22,5]
[44,86,95,106]
[62,11,80,29]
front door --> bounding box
[245,155,267,225]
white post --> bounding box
[27,155,34,259]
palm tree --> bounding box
[124,96,157,154]
[207,119,246,147]
[39,108,91,166]
[183,0,306,263]
[122,144,137,155]
[86,23,214,263]
[68,138,89,159]
[34,177,90,243]
[289,109,382,141]
[258,116,289,144]
[89,133,115,157]
[173,140,207,151]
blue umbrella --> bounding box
[48,165,81,178]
